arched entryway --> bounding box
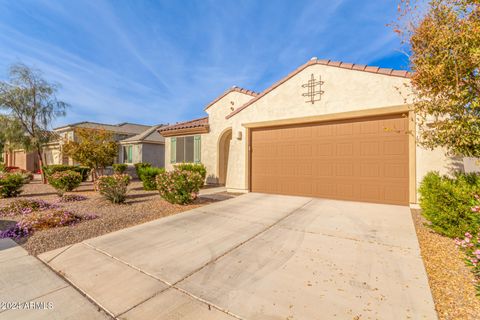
[218,128,232,185]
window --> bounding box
[123,145,133,163]
[171,135,201,163]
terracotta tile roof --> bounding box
[158,116,209,133]
[226,58,412,119]
[204,86,258,111]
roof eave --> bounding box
[159,126,210,137]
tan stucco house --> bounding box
[44,122,166,168]
[159,58,452,206]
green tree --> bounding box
[62,128,118,181]
[396,0,480,157]
[0,115,29,160]
[0,64,68,180]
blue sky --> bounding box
[0,0,410,128]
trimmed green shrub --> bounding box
[174,163,207,181]
[96,174,131,204]
[6,168,33,183]
[47,170,82,196]
[134,162,151,179]
[139,167,165,190]
[419,171,480,238]
[112,164,128,174]
[156,169,203,204]
[43,165,90,182]
[0,163,5,172]
[0,173,25,198]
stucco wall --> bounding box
[164,63,456,201]
[141,143,165,168]
[225,64,414,192]
[165,90,255,185]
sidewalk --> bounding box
[0,238,109,320]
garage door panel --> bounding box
[250,114,409,205]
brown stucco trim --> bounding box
[226,59,412,120]
[408,109,417,204]
[204,87,258,111]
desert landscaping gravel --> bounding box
[0,180,226,256]
[411,209,480,320]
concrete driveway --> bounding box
[39,193,436,320]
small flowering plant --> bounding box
[454,194,480,293]
[156,169,203,204]
[48,170,82,196]
[0,199,57,217]
[95,174,131,204]
[0,209,98,239]
[472,194,480,214]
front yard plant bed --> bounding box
[0,180,219,256]
[411,209,480,319]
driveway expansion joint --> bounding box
[44,244,74,263]
[36,254,116,319]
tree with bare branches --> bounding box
[0,63,68,181]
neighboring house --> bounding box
[159,57,455,206]
[3,149,39,172]
[3,122,166,172]
[2,131,58,172]
[43,122,165,168]
[118,124,165,167]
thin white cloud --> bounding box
[0,0,405,127]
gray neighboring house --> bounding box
[43,121,165,168]
[118,124,165,168]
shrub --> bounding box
[174,163,207,181]
[43,165,90,182]
[0,199,56,217]
[419,171,480,238]
[455,205,480,294]
[134,162,151,179]
[6,168,34,183]
[96,174,131,204]
[0,173,25,198]
[0,163,6,172]
[0,209,97,239]
[112,163,128,174]
[47,170,82,196]
[139,167,165,190]
[156,169,203,204]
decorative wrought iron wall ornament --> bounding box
[302,74,324,104]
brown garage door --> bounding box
[250,114,409,205]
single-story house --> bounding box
[159,57,456,206]
[118,124,165,168]
[4,121,166,171]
